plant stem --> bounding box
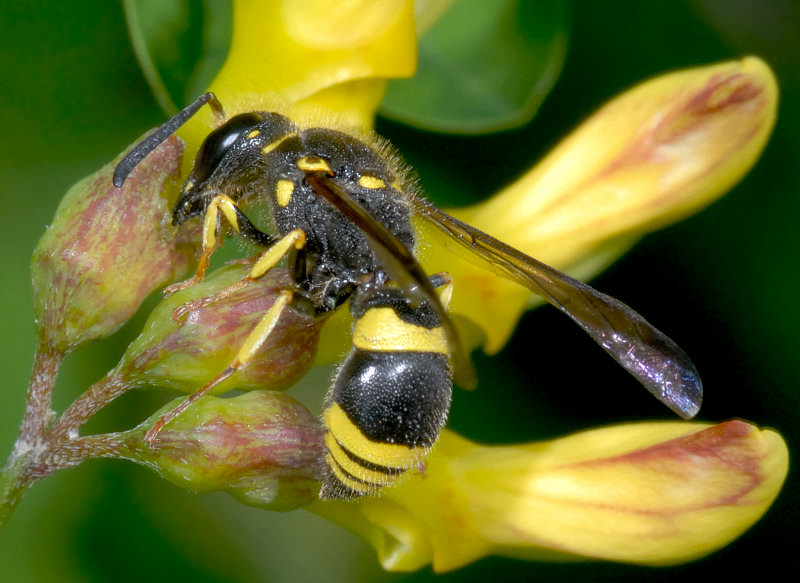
[49,371,131,442]
[0,357,135,527]
[0,454,37,527]
[17,346,62,450]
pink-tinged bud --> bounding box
[31,135,196,354]
[115,265,324,393]
[128,391,325,511]
[418,57,778,352]
[312,421,788,572]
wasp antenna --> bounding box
[113,92,225,188]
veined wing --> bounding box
[416,198,702,419]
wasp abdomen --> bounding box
[320,290,453,500]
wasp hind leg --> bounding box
[147,222,307,444]
[145,288,295,445]
[428,271,454,309]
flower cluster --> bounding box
[0,0,787,574]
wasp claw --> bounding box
[164,275,201,297]
[170,296,214,323]
[144,419,166,447]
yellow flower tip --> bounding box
[314,421,788,572]
[463,420,788,568]
[431,57,778,352]
[209,0,416,126]
[473,56,778,259]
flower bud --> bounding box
[115,264,324,393]
[127,391,325,511]
[417,57,778,352]
[31,135,195,354]
[312,421,788,572]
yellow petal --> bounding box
[210,0,416,128]
[420,58,778,352]
[311,421,788,572]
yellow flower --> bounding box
[420,57,778,351]
[132,0,787,570]
[310,421,788,572]
[176,0,416,154]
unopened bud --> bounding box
[128,391,324,510]
[31,135,195,353]
[115,264,324,393]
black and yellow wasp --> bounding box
[114,92,702,500]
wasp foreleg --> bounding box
[166,194,281,296]
[169,206,302,322]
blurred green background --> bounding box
[1,1,798,581]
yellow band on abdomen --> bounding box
[323,403,426,469]
[352,307,449,355]
[325,432,401,486]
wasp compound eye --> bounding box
[192,113,265,183]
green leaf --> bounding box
[123,0,231,114]
[380,0,568,134]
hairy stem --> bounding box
[17,347,63,451]
[1,357,135,527]
[0,455,37,527]
[49,372,132,442]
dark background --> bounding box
[1,1,797,581]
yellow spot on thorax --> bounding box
[261,132,297,155]
[246,129,260,139]
[358,175,386,189]
[297,155,333,174]
[276,179,294,207]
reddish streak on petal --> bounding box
[558,421,765,512]
[537,70,769,220]
[649,72,765,155]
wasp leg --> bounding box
[428,271,453,309]
[171,228,306,322]
[166,194,278,296]
[145,289,294,445]
[246,228,306,279]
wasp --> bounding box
[113,92,702,500]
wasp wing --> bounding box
[415,198,702,419]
